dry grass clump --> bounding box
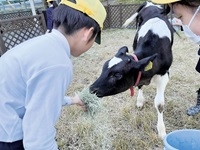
[56,29,200,150]
[77,87,103,117]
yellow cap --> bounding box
[151,0,181,4]
[60,0,107,44]
[47,0,55,2]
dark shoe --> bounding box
[187,105,200,116]
[187,89,200,116]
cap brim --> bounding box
[95,31,101,44]
[151,0,181,4]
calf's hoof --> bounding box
[158,131,166,139]
[136,103,143,110]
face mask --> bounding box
[182,6,200,45]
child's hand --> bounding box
[172,18,182,26]
[71,94,86,111]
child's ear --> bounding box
[83,27,94,42]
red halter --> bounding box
[129,54,142,96]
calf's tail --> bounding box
[122,12,138,28]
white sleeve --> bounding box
[23,65,71,150]
[63,96,72,106]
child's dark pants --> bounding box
[0,140,24,150]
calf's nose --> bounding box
[89,85,99,94]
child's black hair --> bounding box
[52,1,100,43]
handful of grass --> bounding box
[78,87,102,117]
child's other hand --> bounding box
[172,18,182,26]
[71,94,86,111]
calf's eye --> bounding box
[114,73,122,80]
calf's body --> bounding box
[90,1,174,139]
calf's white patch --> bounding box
[138,17,171,41]
[108,57,122,68]
[145,1,162,9]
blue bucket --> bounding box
[164,129,200,150]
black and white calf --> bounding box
[90,1,174,139]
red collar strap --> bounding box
[129,54,142,96]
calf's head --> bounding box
[90,46,157,97]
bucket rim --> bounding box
[164,129,200,150]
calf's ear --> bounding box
[116,46,128,57]
[134,53,157,71]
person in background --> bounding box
[0,0,106,149]
[46,0,58,33]
[152,0,200,116]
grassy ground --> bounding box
[55,29,200,150]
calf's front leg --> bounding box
[136,86,145,109]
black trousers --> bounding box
[0,140,24,150]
